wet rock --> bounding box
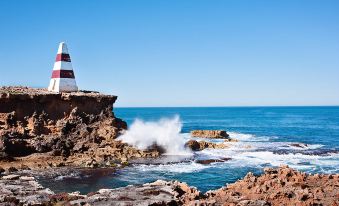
[185,140,200,151]
[191,130,229,139]
[195,159,224,164]
[224,138,239,142]
[185,140,229,151]
[289,143,308,148]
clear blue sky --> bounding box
[0,0,338,107]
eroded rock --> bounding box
[185,140,229,151]
[191,130,229,139]
[1,167,337,206]
[200,166,339,206]
[195,158,231,165]
[0,86,160,169]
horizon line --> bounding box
[115,105,339,108]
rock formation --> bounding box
[191,130,230,139]
[185,139,230,151]
[1,166,337,205]
[0,86,160,169]
[195,157,232,165]
[0,174,54,205]
[200,166,339,206]
[0,173,201,205]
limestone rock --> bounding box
[0,86,160,170]
[0,167,338,206]
[191,130,229,139]
[185,140,229,151]
[200,166,339,206]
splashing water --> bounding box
[118,115,192,155]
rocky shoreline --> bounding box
[1,87,338,206]
[0,86,161,170]
[1,166,338,206]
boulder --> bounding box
[196,157,232,165]
[191,130,229,139]
[185,140,229,151]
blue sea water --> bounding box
[40,106,339,194]
[116,106,339,148]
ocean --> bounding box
[39,106,339,193]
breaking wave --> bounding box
[118,116,192,155]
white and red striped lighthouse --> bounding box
[48,42,78,92]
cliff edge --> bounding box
[0,86,159,169]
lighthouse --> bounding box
[48,42,78,92]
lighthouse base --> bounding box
[48,78,78,93]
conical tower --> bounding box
[48,42,78,92]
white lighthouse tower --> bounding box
[48,42,78,92]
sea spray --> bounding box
[118,115,192,155]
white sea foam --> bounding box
[54,172,81,181]
[228,132,255,141]
[120,136,339,175]
[306,144,324,150]
[286,143,324,150]
[134,162,209,173]
[118,116,192,155]
[118,117,337,174]
[226,151,339,172]
[195,139,338,173]
[228,132,273,142]
[126,149,339,174]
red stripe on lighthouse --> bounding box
[55,53,71,62]
[51,70,75,78]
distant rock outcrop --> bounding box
[185,139,229,151]
[195,158,232,165]
[191,130,229,139]
[0,86,160,169]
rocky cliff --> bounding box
[0,86,159,169]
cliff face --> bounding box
[0,86,159,168]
